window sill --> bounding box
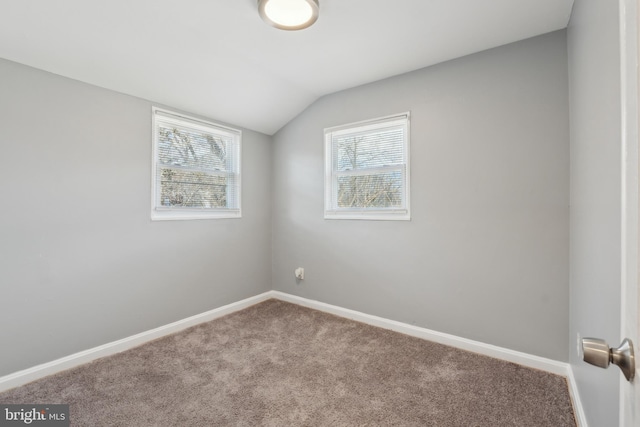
[324,210,410,221]
[151,209,241,221]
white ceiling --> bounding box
[0,0,574,135]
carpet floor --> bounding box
[0,299,576,426]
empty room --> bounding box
[0,0,638,426]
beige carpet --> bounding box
[0,299,576,426]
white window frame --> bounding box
[151,107,242,220]
[324,112,411,221]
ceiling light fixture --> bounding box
[258,0,319,31]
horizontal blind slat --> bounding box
[333,125,405,172]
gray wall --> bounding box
[272,31,570,361]
[568,0,623,425]
[0,58,272,377]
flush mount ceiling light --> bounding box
[258,0,319,31]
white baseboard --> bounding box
[566,365,588,427]
[0,292,272,393]
[0,289,586,427]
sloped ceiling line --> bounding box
[0,0,574,135]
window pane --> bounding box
[324,113,409,220]
[157,124,230,172]
[335,127,404,171]
[337,170,403,208]
[159,168,227,208]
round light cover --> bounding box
[258,0,319,31]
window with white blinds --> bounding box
[324,113,410,220]
[152,108,241,220]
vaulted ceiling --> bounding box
[0,0,574,135]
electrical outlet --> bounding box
[295,267,304,280]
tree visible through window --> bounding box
[152,108,241,220]
[325,113,410,220]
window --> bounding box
[152,108,241,220]
[324,113,410,220]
